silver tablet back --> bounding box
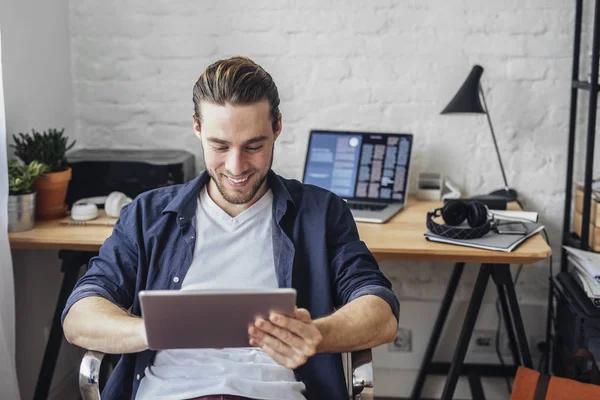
[139,289,297,349]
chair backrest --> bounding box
[79,351,104,400]
[346,349,374,400]
[510,366,600,400]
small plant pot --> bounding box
[34,167,72,220]
[8,192,36,232]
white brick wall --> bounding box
[67,1,587,396]
[69,0,577,300]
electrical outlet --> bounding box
[530,334,547,358]
[388,327,412,353]
[499,333,547,359]
[471,329,497,354]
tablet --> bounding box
[138,288,297,350]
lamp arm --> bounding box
[479,85,510,189]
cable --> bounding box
[496,212,554,377]
[493,210,553,393]
[538,345,548,372]
[494,262,524,395]
[541,228,554,374]
[515,199,525,211]
[542,229,553,277]
[495,299,512,394]
[514,264,524,286]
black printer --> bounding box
[65,149,197,206]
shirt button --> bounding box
[190,235,195,240]
[173,276,180,283]
[136,374,141,380]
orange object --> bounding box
[34,167,72,220]
[511,366,600,400]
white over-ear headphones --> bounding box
[104,191,133,217]
[71,192,132,221]
[71,202,99,221]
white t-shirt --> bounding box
[135,187,306,400]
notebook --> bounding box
[302,130,413,223]
[424,221,545,252]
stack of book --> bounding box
[564,246,600,307]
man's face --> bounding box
[194,99,280,207]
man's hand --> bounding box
[248,307,322,369]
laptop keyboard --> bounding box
[347,202,388,211]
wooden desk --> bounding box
[9,197,551,400]
[9,197,551,262]
[8,220,112,252]
[9,221,109,400]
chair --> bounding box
[80,349,374,400]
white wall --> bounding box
[0,24,22,400]
[2,0,594,398]
[68,0,576,264]
[67,1,580,397]
[0,0,80,399]
[68,5,570,290]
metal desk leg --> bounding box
[492,264,533,368]
[33,250,94,400]
[467,372,486,400]
[544,277,553,374]
[411,262,465,400]
[495,282,521,365]
[440,264,493,400]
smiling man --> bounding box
[198,100,276,215]
[62,56,400,400]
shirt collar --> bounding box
[267,170,296,217]
[162,170,296,221]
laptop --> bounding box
[302,130,413,223]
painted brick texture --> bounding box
[69,0,584,305]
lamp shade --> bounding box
[441,65,485,114]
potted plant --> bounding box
[8,160,49,232]
[11,128,76,219]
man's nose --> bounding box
[226,149,246,176]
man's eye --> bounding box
[213,147,228,152]
[246,146,263,152]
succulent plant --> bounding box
[11,128,76,172]
[8,160,49,195]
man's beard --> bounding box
[205,145,274,205]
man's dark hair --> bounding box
[193,56,280,132]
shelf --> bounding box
[572,80,600,91]
[565,232,600,254]
[564,232,583,248]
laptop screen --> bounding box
[302,130,413,203]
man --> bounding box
[62,56,400,400]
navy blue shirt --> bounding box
[62,170,400,400]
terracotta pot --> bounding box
[34,167,72,220]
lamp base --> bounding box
[488,188,518,202]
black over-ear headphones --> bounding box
[426,200,493,240]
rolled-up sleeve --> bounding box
[327,199,400,322]
[61,203,140,325]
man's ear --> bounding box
[192,115,201,139]
[274,112,282,141]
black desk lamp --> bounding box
[441,65,518,202]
